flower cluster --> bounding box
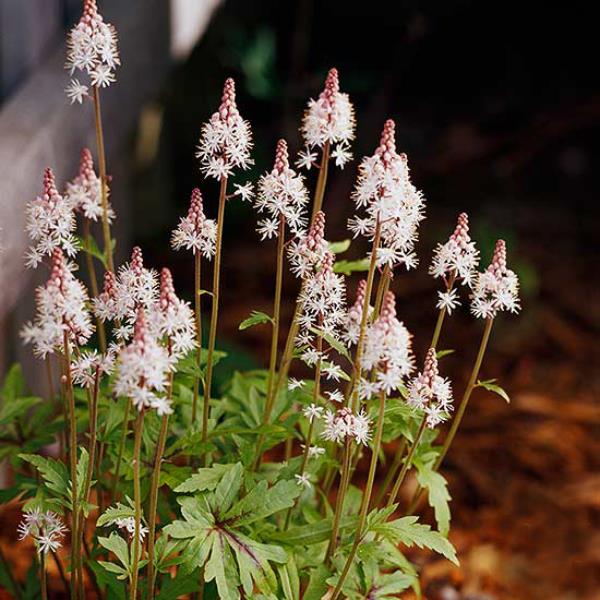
[152,268,196,361]
[65,0,120,102]
[361,291,415,396]
[18,510,67,555]
[71,348,116,388]
[287,211,330,278]
[21,249,93,357]
[196,78,253,179]
[114,308,173,415]
[471,240,521,318]
[25,168,78,268]
[65,148,113,222]
[93,246,159,339]
[322,406,371,446]
[348,119,426,270]
[253,139,309,239]
[171,188,217,258]
[298,68,355,170]
[407,348,453,428]
[297,252,346,350]
[109,516,149,543]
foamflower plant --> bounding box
[2,6,521,598]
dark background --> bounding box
[130,2,599,598]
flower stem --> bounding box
[92,86,114,273]
[372,438,406,508]
[40,552,47,600]
[386,417,427,509]
[130,410,145,600]
[202,176,228,462]
[310,142,330,221]
[78,367,100,574]
[111,398,131,503]
[407,317,494,515]
[430,273,456,350]
[51,549,69,596]
[191,251,202,428]
[253,215,286,470]
[348,219,381,412]
[63,332,79,600]
[82,218,106,352]
[435,317,494,469]
[331,390,387,600]
[325,438,351,563]
[147,412,169,599]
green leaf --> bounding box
[372,516,458,565]
[239,311,273,331]
[156,570,201,599]
[19,453,69,500]
[477,379,510,403]
[328,239,351,254]
[436,349,455,359]
[175,463,235,493]
[268,516,357,546]
[415,465,451,536]
[277,556,300,600]
[1,364,26,402]
[303,564,332,600]
[204,535,240,600]
[98,533,131,572]
[223,479,299,526]
[308,327,351,360]
[333,258,370,275]
[212,462,244,517]
[0,396,42,427]
[97,500,135,528]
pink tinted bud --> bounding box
[379,291,397,325]
[219,78,239,120]
[50,248,66,292]
[488,239,507,277]
[273,139,289,174]
[377,119,397,158]
[130,247,144,277]
[160,268,177,310]
[353,280,367,310]
[102,271,117,299]
[320,251,334,275]
[422,348,439,387]
[78,148,95,180]
[321,68,340,103]
[43,168,60,202]
[449,212,471,249]
[81,0,101,24]
[133,308,147,346]
[307,211,326,250]
[188,188,206,233]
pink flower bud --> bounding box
[273,139,289,174]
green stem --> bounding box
[253,215,286,470]
[386,418,427,509]
[407,317,494,515]
[130,410,145,600]
[191,252,202,428]
[310,142,330,221]
[63,332,79,600]
[325,438,351,562]
[331,390,387,600]
[348,219,381,412]
[83,218,106,352]
[92,85,114,273]
[147,413,170,599]
[372,439,406,508]
[434,317,494,469]
[40,552,47,600]
[202,176,228,462]
[111,398,131,503]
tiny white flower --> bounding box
[302,403,324,423]
[288,378,305,391]
[295,473,312,488]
